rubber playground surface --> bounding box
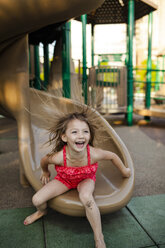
[0,115,165,248]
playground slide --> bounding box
[0,0,134,216]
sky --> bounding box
[71,20,127,67]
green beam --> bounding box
[34,45,41,90]
[81,14,88,104]
[127,0,134,126]
[62,22,71,98]
[145,12,153,109]
[155,57,160,91]
[162,55,165,83]
[43,44,49,90]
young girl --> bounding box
[24,111,131,248]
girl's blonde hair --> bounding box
[48,110,98,153]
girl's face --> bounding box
[61,119,90,152]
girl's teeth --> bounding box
[76,142,84,148]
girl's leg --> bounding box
[77,179,106,248]
[24,179,69,225]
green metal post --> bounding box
[62,22,71,98]
[43,44,49,90]
[81,14,88,104]
[127,0,134,126]
[162,55,165,83]
[34,45,41,89]
[155,57,160,91]
[91,24,94,67]
[145,12,153,110]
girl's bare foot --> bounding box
[95,239,106,248]
[95,234,106,248]
[24,210,47,225]
[122,167,131,178]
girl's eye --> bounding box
[72,131,77,134]
[84,130,89,133]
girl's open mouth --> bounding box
[75,141,85,149]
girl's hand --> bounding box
[40,170,50,185]
[122,167,131,178]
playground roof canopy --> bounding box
[29,0,157,44]
[75,0,157,25]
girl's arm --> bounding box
[40,155,51,185]
[40,151,63,185]
[92,148,131,178]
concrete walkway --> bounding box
[0,115,165,248]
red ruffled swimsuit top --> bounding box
[54,144,98,189]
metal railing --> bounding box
[133,68,165,108]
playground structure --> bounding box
[27,0,158,125]
[0,0,164,215]
[133,11,165,119]
[75,0,158,125]
[87,0,165,122]
[0,0,161,217]
[0,0,135,217]
[88,65,127,114]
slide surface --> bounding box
[0,0,134,216]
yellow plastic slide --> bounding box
[0,0,134,216]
